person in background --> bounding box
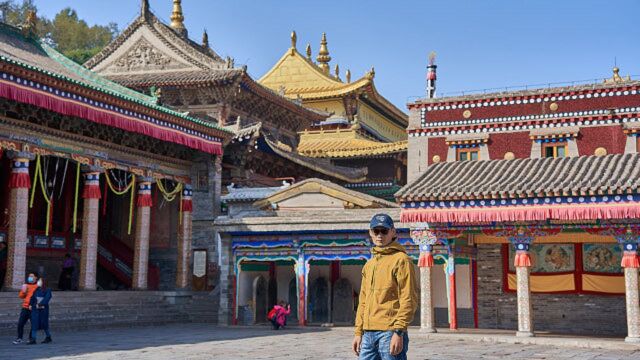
[269,301,291,330]
[13,272,38,345]
[58,253,74,290]
[29,276,53,344]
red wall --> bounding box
[428,138,448,164]
[577,125,627,156]
[487,132,532,159]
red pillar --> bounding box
[447,240,458,330]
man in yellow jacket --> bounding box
[352,213,418,360]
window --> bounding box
[457,148,479,161]
[542,142,567,158]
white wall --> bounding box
[238,270,268,306]
[432,264,472,309]
[275,264,296,303]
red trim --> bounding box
[136,194,153,208]
[8,172,30,189]
[418,251,434,267]
[181,199,193,212]
[82,185,102,199]
[402,203,640,223]
[0,81,223,155]
[574,243,583,292]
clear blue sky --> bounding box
[35,0,640,111]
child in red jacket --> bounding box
[13,272,38,345]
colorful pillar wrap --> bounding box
[135,181,153,208]
[181,185,193,212]
[9,158,31,189]
[514,242,532,267]
[621,243,640,269]
[82,172,102,199]
[418,244,434,268]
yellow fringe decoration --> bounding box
[156,179,182,202]
[104,170,136,235]
[28,154,52,236]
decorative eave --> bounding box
[444,133,489,146]
[254,178,398,210]
[0,23,232,153]
[396,153,640,224]
[85,8,224,70]
[529,126,580,141]
[623,122,640,134]
[262,136,367,183]
[222,182,289,203]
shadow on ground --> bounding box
[0,323,333,360]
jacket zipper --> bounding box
[367,256,377,330]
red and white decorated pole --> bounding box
[411,225,438,333]
[617,230,640,342]
[79,169,102,290]
[512,239,534,337]
[176,184,193,289]
[82,171,102,199]
[135,181,153,208]
[426,51,437,99]
[9,157,31,189]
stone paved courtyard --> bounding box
[1,324,640,360]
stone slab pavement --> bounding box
[1,324,640,360]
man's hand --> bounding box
[389,333,403,356]
[352,335,362,356]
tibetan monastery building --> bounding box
[400,64,640,340]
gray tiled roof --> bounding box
[396,153,640,201]
[222,184,288,202]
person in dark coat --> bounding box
[58,253,74,290]
[29,277,52,344]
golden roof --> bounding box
[258,33,406,122]
[298,128,407,158]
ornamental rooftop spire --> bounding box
[170,0,187,37]
[316,32,331,74]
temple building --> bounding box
[0,11,231,295]
[259,32,409,200]
[400,62,640,340]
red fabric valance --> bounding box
[401,202,640,224]
[0,81,222,155]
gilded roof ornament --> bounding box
[291,31,297,49]
[334,64,340,80]
[316,32,332,74]
[604,67,631,84]
[366,67,375,80]
[170,0,187,37]
[306,43,312,60]
[345,69,351,83]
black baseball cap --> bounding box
[370,213,394,229]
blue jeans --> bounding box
[359,331,409,360]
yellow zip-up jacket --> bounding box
[354,241,418,336]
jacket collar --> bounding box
[372,241,406,256]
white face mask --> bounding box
[37,279,43,287]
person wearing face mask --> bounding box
[352,214,418,360]
[13,272,38,345]
[29,277,53,344]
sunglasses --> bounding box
[372,228,389,236]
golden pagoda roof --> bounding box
[258,34,407,123]
[298,128,407,158]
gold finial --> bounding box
[170,0,187,37]
[345,69,351,83]
[306,43,312,60]
[334,63,340,79]
[290,31,297,49]
[202,29,209,48]
[365,67,375,80]
[154,87,163,105]
[22,10,37,38]
[604,66,631,84]
[316,32,331,74]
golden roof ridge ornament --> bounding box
[316,32,332,74]
[291,31,297,49]
[170,0,187,37]
[604,66,631,84]
[366,67,375,80]
[334,63,340,80]
[345,69,351,83]
[306,43,312,60]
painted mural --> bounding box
[583,244,623,273]
[509,244,574,273]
